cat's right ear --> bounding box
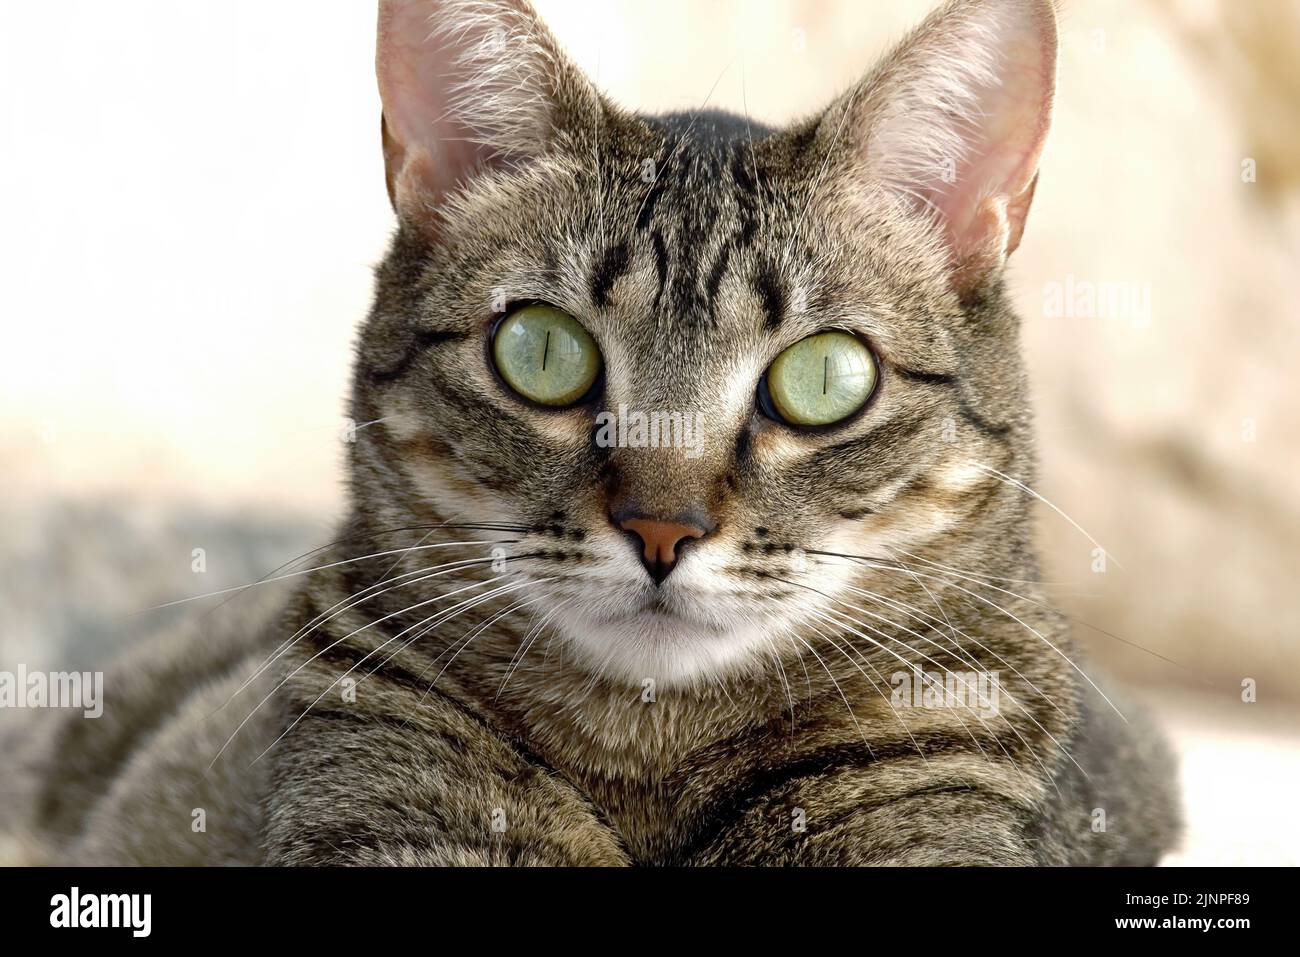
[376,0,599,232]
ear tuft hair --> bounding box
[429,0,565,159]
[376,0,599,224]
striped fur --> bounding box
[4,0,1180,865]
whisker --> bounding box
[817,588,1081,790]
[789,632,876,760]
[250,578,549,766]
[970,460,1123,569]
[495,596,570,702]
[210,574,512,769]
[764,634,798,737]
[378,588,548,721]
[779,572,1076,786]
[141,537,521,613]
[225,551,547,704]
[413,584,558,710]
[837,579,1070,722]
[800,617,936,773]
[807,604,1001,773]
[883,548,1194,674]
[806,603,1059,790]
[184,519,532,621]
[212,555,493,716]
[811,550,1127,724]
[888,545,1080,588]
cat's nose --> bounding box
[615,513,711,585]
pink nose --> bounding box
[617,516,708,585]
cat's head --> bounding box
[353,0,1057,686]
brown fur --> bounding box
[3,0,1180,866]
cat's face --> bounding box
[358,0,1057,686]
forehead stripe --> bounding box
[651,229,669,312]
[753,266,785,329]
[705,243,733,319]
[591,240,632,309]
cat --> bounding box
[2,0,1181,865]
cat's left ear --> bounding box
[825,0,1058,300]
[376,0,600,232]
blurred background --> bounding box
[1,0,1296,864]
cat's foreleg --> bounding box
[687,761,1041,866]
[262,688,628,866]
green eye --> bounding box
[762,331,878,427]
[491,304,602,406]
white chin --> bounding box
[551,606,774,689]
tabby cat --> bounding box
[3,0,1181,865]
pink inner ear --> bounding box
[860,0,1058,293]
[934,16,1056,267]
[376,0,500,209]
